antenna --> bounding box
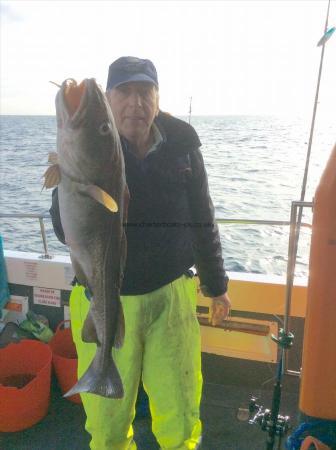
[188,96,192,124]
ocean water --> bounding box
[0,114,335,278]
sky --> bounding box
[1,0,335,116]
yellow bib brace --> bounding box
[70,275,202,450]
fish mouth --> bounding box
[63,79,87,118]
[56,78,109,129]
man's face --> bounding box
[107,81,159,143]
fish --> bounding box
[43,78,129,398]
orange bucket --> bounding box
[0,339,52,432]
[49,320,81,404]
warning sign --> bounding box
[33,287,61,307]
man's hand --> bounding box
[210,292,231,326]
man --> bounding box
[50,56,231,450]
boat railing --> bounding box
[1,210,313,377]
[0,212,312,261]
[1,212,52,259]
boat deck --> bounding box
[0,354,301,450]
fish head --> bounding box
[56,78,122,183]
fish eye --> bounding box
[99,122,111,135]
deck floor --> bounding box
[0,372,300,450]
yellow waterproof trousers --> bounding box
[70,275,202,450]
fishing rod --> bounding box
[242,2,335,449]
[291,0,335,286]
[262,1,335,448]
[284,0,335,379]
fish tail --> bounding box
[64,349,124,399]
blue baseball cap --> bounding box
[106,56,159,91]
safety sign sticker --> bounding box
[33,287,61,307]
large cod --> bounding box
[44,78,128,398]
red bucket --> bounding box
[0,339,52,432]
[49,320,81,404]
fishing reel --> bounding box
[237,327,294,449]
[248,397,291,437]
[237,396,291,438]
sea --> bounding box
[0,114,335,278]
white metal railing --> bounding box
[0,212,52,259]
[0,212,312,260]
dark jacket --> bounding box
[50,111,228,296]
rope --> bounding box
[286,421,336,450]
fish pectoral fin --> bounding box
[48,151,59,165]
[85,185,119,213]
[42,164,61,190]
[113,305,125,349]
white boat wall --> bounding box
[3,248,307,377]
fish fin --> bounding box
[82,311,100,345]
[48,151,58,165]
[113,304,125,349]
[85,185,119,213]
[42,164,61,190]
[64,348,124,399]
